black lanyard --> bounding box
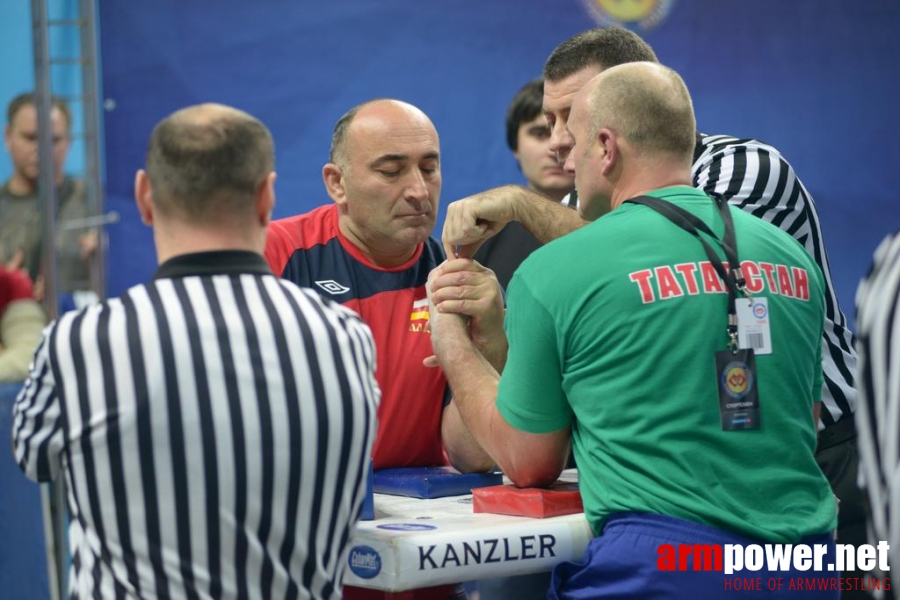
[626,194,746,349]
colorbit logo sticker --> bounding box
[348,545,382,579]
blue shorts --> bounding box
[549,513,839,599]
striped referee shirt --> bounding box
[855,230,900,572]
[691,134,857,427]
[12,250,380,600]
[563,134,857,425]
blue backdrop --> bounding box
[96,0,898,318]
[0,2,897,595]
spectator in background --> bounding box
[1,92,98,299]
[855,230,900,598]
[0,266,44,383]
[473,79,574,289]
[13,103,380,599]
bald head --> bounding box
[564,63,696,220]
[579,62,696,162]
[330,99,437,169]
[322,98,441,266]
[145,103,275,222]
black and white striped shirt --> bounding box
[855,230,900,572]
[693,134,857,426]
[12,250,380,600]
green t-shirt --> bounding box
[497,185,836,542]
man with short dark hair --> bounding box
[13,103,381,599]
[502,79,574,205]
[473,79,574,289]
[1,92,97,296]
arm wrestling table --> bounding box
[343,471,593,592]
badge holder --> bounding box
[715,327,760,431]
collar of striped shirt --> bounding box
[153,250,271,280]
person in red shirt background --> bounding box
[0,266,44,383]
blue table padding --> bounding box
[373,466,503,499]
[359,462,375,520]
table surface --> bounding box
[343,471,593,591]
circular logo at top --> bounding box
[722,362,754,399]
[581,0,676,31]
[752,301,768,319]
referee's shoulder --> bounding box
[40,290,129,352]
[55,290,125,323]
[857,229,900,311]
[697,132,786,161]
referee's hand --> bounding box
[442,186,521,259]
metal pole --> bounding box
[31,1,65,598]
[31,0,58,319]
[40,487,62,599]
[79,0,106,299]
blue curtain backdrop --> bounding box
[96,0,897,316]
[0,1,894,313]
[0,3,896,595]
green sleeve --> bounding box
[496,274,572,433]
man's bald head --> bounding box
[329,99,436,170]
[564,63,696,220]
[581,62,696,163]
[145,103,275,222]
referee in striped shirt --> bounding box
[856,230,900,593]
[12,103,380,599]
[693,132,865,594]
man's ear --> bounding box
[257,171,277,226]
[322,163,347,207]
[134,169,154,225]
[511,150,524,174]
[598,129,618,177]
[4,124,11,153]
